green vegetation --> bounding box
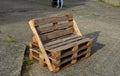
[112,5,120,7]
[22,57,33,76]
[22,45,33,76]
[98,0,104,2]
[23,57,33,71]
[6,35,17,43]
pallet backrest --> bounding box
[29,14,82,43]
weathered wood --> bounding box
[45,36,82,50]
[46,38,92,52]
[85,47,91,57]
[78,51,87,57]
[73,19,82,36]
[50,49,73,60]
[29,49,33,60]
[30,42,38,48]
[78,43,91,52]
[32,35,37,43]
[30,48,46,66]
[29,14,92,72]
[40,27,74,41]
[34,14,73,26]
[71,46,78,64]
[51,52,61,71]
[44,35,79,47]
[37,22,73,34]
[61,51,73,59]
[29,20,53,71]
[60,56,73,65]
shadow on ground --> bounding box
[84,31,105,54]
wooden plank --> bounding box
[78,51,87,58]
[32,35,37,43]
[53,51,87,67]
[37,22,73,34]
[73,19,82,36]
[45,36,82,50]
[47,38,92,52]
[44,35,80,47]
[51,51,73,60]
[51,52,61,71]
[33,56,39,60]
[60,57,72,66]
[61,51,73,59]
[31,42,38,47]
[34,14,73,26]
[29,20,53,71]
[30,48,44,59]
[55,22,73,30]
[40,27,74,41]
[38,26,55,34]
[78,43,91,52]
[50,34,75,42]
[85,46,91,57]
[30,48,46,67]
[29,48,33,60]
[71,46,78,64]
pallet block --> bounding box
[28,13,92,72]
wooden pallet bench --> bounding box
[29,14,92,72]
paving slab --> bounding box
[0,40,25,76]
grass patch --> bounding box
[98,0,104,2]
[6,35,17,43]
[21,45,33,76]
[92,13,101,17]
[23,57,33,71]
[112,5,120,8]
[22,56,33,76]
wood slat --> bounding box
[73,19,82,36]
[30,48,44,59]
[34,14,73,26]
[40,27,74,41]
[33,56,39,60]
[45,36,82,50]
[29,20,53,71]
[47,38,92,52]
[60,57,72,66]
[44,35,79,47]
[78,51,87,58]
[37,22,73,34]
[78,43,91,52]
[56,45,90,58]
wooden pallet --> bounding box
[28,14,92,72]
[29,40,91,72]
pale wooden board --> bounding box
[73,19,82,36]
[29,20,53,71]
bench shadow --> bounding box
[84,31,105,55]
